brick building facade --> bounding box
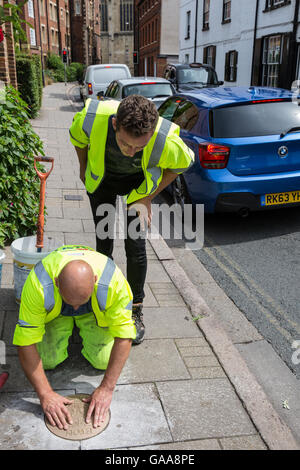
[0,0,18,88]
[134,0,179,77]
[19,0,71,67]
[70,0,101,66]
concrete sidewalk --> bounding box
[0,83,298,450]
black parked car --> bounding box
[163,62,223,92]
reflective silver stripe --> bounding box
[34,262,55,313]
[96,258,116,311]
[148,166,162,193]
[17,319,37,329]
[91,171,98,180]
[148,118,172,168]
[82,99,99,138]
[125,300,132,310]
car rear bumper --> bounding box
[185,166,300,213]
[214,192,300,213]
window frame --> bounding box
[264,0,291,11]
[203,45,216,69]
[203,0,210,31]
[225,50,238,82]
[262,34,283,88]
[222,0,231,24]
[120,0,133,32]
[185,10,191,39]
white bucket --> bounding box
[0,249,5,287]
[10,236,61,303]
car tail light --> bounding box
[88,83,93,95]
[199,142,230,169]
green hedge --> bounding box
[0,86,45,248]
[16,54,43,118]
[46,53,84,83]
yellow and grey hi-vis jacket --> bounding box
[13,245,135,346]
[69,98,194,204]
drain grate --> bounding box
[64,195,83,201]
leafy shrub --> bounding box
[46,52,65,73]
[31,54,43,108]
[16,55,41,118]
[46,53,84,83]
[67,62,84,82]
[0,86,45,248]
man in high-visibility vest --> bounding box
[69,95,194,344]
[13,245,135,430]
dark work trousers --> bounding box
[87,173,147,304]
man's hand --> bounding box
[82,385,113,428]
[40,390,73,430]
[128,196,152,230]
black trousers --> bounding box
[87,173,147,304]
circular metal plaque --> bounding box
[44,394,110,441]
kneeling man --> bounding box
[13,245,135,430]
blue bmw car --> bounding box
[158,86,300,215]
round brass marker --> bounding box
[44,394,111,441]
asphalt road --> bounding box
[158,192,300,378]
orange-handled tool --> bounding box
[34,156,54,252]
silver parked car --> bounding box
[102,76,175,108]
[80,64,131,102]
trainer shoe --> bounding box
[132,303,145,344]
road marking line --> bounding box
[202,242,294,342]
[205,236,300,335]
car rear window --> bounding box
[93,67,129,83]
[212,101,300,138]
[123,83,173,98]
[178,67,218,86]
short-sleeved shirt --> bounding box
[105,115,144,177]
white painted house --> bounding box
[179,0,300,89]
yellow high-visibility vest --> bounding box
[69,99,194,203]
[13,245,135,347]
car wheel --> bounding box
[172,175,190,209]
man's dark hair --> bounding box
[115,94,159,137]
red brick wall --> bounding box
[0,0,17,88]
[135,0,161,77]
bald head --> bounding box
[55,260,96,308]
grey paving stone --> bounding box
[0,288,18,311]
[118,339,190,383]
[183,356,220,368]
[44,218,83,233]
[0,391,79,449]
[178,346,214,357]
[62,207,93,220]
[128,438,221,450]
[77,383,172,449]
[45,206,63,218]
[146,261,171,283]
[64,233,96,248]
[82,219,96,233]
[143,307,201,339]
[219,435,267,450]
[156,379,256,441]
[188,367,226,379]
[143,284,159,307]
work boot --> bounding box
[132,303,145,344]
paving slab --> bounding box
[127,439,222,450]
[143,307,201,339]
[76,383,172,450]
[0,391,80,450]
[156,378,257,441]
[118,339,190,383]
